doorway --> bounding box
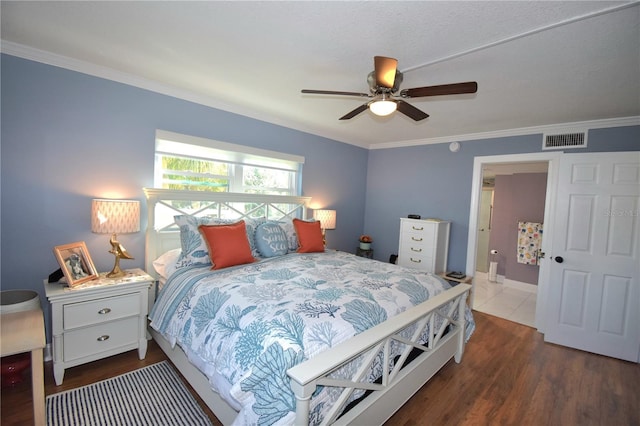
[472,163,548,327]
[466,152,560,332]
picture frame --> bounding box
[53,241,99,287]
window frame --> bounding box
[154,130,304,195]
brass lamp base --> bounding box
[107,233,134,278]
[106,257,126,278]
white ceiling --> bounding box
[2,1,639,149]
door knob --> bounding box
[554,256,564,263]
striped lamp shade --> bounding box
[91,199,140,234]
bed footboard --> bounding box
[287,284,470,426]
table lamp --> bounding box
[91,199,140,278]
[313,209,336,246]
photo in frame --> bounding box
[53,241,98,287]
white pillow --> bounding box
[152,248,182,280]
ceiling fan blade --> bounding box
[302,89,370,98]
[339,104,369,120]
[396,100,429,121]
[401,81,478,98]
[374,56,398,89]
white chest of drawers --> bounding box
[43,268,153,385]
[397,218,450,273]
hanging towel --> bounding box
[517,221,543,265]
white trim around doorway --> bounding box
[465,151,561,332]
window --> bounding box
[154,130,304,196]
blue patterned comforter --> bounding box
[149,251,474,425]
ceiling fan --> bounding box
[301,56,478,121]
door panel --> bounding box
[566,195,595,251]
[544,152,640,362]
[599,275,630,334]
[558,269,588,327]
[607,196,637,256]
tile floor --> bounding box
[472,272,537,328]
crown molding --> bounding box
[0,40,345,145]
[0,40,243,112]
[3,40,637,151]
[369,116,640,150]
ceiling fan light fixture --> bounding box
[301,55,476,121]
[369,96,397,116]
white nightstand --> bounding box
[44,268,154,385]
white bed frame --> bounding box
[144,188,471,426]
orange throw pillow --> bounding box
[293,219,325,253]
[199,221,255,270]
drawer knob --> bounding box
[412,226,424,231]
[411,247,422,252]
[98,308,111,315]
[411,237,423,242]
[97,335,110,342]
[410,258,422,263]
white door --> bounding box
[544,152,640,362]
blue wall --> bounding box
[1,55,368,338]
[2,54,639,343]
[364,128,639,271]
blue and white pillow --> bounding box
[174,215,264,267]
[269,217,299,253]
[255,222,289,258]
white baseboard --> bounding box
[504,278,538,294]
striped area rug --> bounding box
[46,361,213,426]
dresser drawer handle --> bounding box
[410,258,422,263]
[412,226,424,231]
[411,237,423,242]
[411,247,422,252]
[98,308,112,315]
[96,335,110,342]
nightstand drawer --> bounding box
[63,293,140,330]
[64,316,138,362]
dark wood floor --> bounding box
[2,311,638,426]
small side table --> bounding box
[1,308,46,425]
[44,268,153,385]
[438,272,473,286]
[438,272,474,307]
[355,247,374,259]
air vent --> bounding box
[542,131,587,150]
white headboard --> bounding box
[143,188,311,277]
